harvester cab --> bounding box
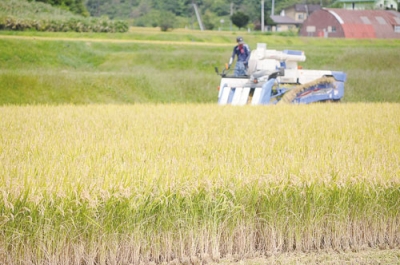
[216,43,346,105]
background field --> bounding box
[1,29,400,105]
[0,29,399,265]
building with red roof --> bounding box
[299,8,400,38]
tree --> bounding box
[158,10,177,31]
[202,11,215,30]
[230,11,249,29]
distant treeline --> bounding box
[85,0,333,28]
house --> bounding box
[267,4,321,32]
[299,8,400,38]
[335,0,398,11]
[269,15,302,31]
[283,4,322,22]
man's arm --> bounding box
[244,45,251,68]
[228,46,237,68]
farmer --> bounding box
[228,36,251,77]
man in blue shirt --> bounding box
[228,36,251,77]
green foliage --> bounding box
[84,0,337,30]
[152,0,191,16]
[158,10,177,31]
[0,16,128,32]
[0,0,128,32]
[207,0,230,16]
[202,11,215,30]
[133,9,161,27]
[1,0,78,19]
[265,15,276,26]
[86,0,140,19]
[28,0,89,16]
[230,11,249,29]
[1,0,342,33]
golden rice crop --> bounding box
[0,103,399,264]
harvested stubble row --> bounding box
[0,103,399,264]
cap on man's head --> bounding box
[236,36,244,44]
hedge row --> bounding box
[0,16,128,33]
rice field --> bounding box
[1,103,399,264]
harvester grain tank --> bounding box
[215,43,347,105]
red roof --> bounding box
[341,24,376,38]
[326,9,400,38]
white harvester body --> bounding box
[217,43,346,105]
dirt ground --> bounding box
[207,248,400,265]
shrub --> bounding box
[0,0,129,33]
[158,11,176,32]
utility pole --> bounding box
[192,1,204,31]
[230,2,233,31]
[271,0,275,16]
[261,0,264,32]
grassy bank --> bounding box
[1,103,399,264]
[0,31,400,104]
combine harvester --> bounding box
[215,43,347,105]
